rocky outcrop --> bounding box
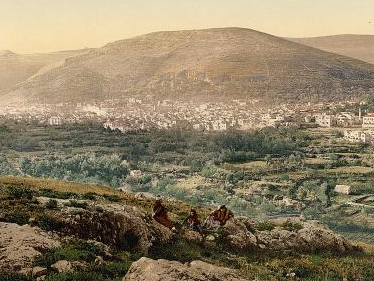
[60,202,172,254]
[0,222,60,271]
[221,218,352,253]
[123,257,250,281]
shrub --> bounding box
[282,220,303,232]
[81,192,98,201]
[36,213,66,232]
[103,194,121,202]
[39,188,78,200]
[1,212,30,225]
[88,261,131,279]
[256,221,275,231]
[35,239,104,267]
[6,186,34,200]
[0,272,30,281]
[45,199,58,210]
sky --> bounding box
[1,0,374,54]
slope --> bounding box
[5,28,374,105]
[288,35,374,65]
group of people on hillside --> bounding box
[152,197,234,234]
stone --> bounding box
[95,256,104,265]
[63,203,173,255]
[32,266,48,277]
[0,223,60,271]
[123,257,249,281]
[219,218,353,253]
[51,260,73,273]
[182,230,203,243]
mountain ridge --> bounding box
[288,34,374,65]
[3,28,374,105]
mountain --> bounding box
[4,28,374,105]
[288,35,374,65]
[0,48,91,93]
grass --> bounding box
[0,176,374,280]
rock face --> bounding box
[0,222,60,271]
[62,202,172,254]
[221,218,352,253]
[123,257,249,281]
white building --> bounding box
[334,185,352,195]
[48,116,62,126]
[362,114,374,128]
[315,113,336,127]
[336,112,359,127]
[344,130,374,144]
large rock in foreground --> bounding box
[222,218,353,253]
[0,222,60,271]
[123,257,249,281]
[60,201,172,255]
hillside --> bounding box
[0,48,91,93]
[0,176,373,281]
[4,28,374,106]
[288,35,374,65]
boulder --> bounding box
[220,218,353,253]
[123,257,250,281]
[182,230,203,243]
[0,222,60,271]
[51,260,73,273]
[297,221,352,253]
[63,203,172,254]
[32,266,48,277]
[222,218,257,250]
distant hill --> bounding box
[0,48,91,93]
[288,35,374,65]
[3,28,374,105]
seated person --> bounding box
[183,209,202,233]
[204,205,234,230]
[152,197,177,232]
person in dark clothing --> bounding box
[183,209,202,233]
[152,197,177,232]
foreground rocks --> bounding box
[37,196,353,255]
[0,222,60,271]
[46,198,173,255]
[123,257,249,281]
[221,218,353,253]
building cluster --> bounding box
[2,98,374,147]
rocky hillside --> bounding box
[0,48,90,93]
[4,28,374,106]
[288,35,374,65]
[0,176,373,281]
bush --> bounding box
[39,188,78,200]
[88,261,131,279]
[45,199,58,210]
[81,192,99,201]
[1,212,30,225]
[35,239,104,267]
[103,194,121,202]
[0,272,30,281]
[282,220,303,232]
[6,186,34,200]
[256,221,275,231]
[36,213,66,232]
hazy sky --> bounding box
[1,0,374,53]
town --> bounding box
[2,98,374,144]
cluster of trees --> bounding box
[19,153,128,187]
